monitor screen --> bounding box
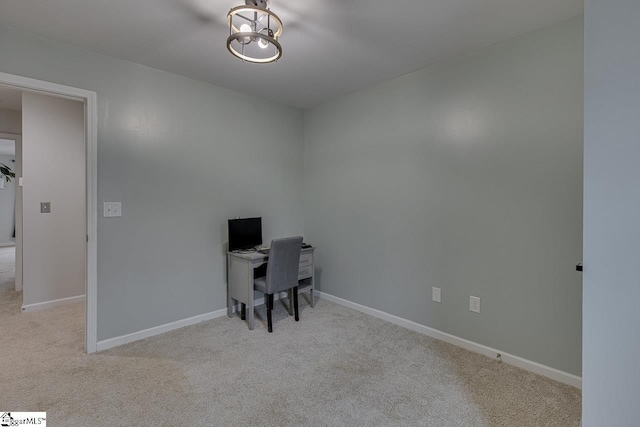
[228,217,262,251]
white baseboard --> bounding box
[97,308,228,352]
[318,291,582,389]
[95,290,581,388]
[95,291,299,352]
[22,294,85,313]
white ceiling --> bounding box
[0,85,22,111]
[0,0,583,109]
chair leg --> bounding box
[267,294,273,333]
[293,286,299,322]
[288,289,294,316]
[241,303,246,320]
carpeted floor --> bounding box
[0,246,581,426]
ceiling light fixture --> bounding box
[227,0,283,64]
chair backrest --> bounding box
[265,236,303,294]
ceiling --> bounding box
[0,85,22,111]
[0,0,583,109]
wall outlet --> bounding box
[103,202,122,217]
[432,287,441,303]
[470,296,481,314]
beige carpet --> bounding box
[0,246,581,426]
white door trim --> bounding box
[0,71,98,353]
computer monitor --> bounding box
[228,217,262,251]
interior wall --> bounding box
[0,153,16,243]
[21,92,85,307]
[583,0,640,425]
[0,108,21,134]
[303,17,584,375]
[0,23,305,340]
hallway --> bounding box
[0,246,19,311]
[0,244,85,334]
[0,245,86,393]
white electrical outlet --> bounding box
[432,287,441,303]
[103,202,122,217]
[470,296,481,313]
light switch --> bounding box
[40,202,51,213]
[103,202,122,217]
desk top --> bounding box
[228,246,315,260]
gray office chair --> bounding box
[253,236,303,332]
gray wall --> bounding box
[583,0,640,424]
[0,24,305,341]
[303,18,583,375]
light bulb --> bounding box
[258,38,269,49]
[239,23,252,44]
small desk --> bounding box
[227,247,315,330]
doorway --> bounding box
[0,72,97,353]
[0,133,20,307]
[0,136,18,250]
[0,135,18,314]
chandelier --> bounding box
[227,0,283,64]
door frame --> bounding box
[0,71,98,353]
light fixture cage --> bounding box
[227,1,283,63]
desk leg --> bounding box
[227,295,235,318]
[247,265,255,330]
[247,296,255,330]
[227,255,234,318]
[228,255,256,329]
[310,263,316,308]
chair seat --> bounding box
[254,276,267,293]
